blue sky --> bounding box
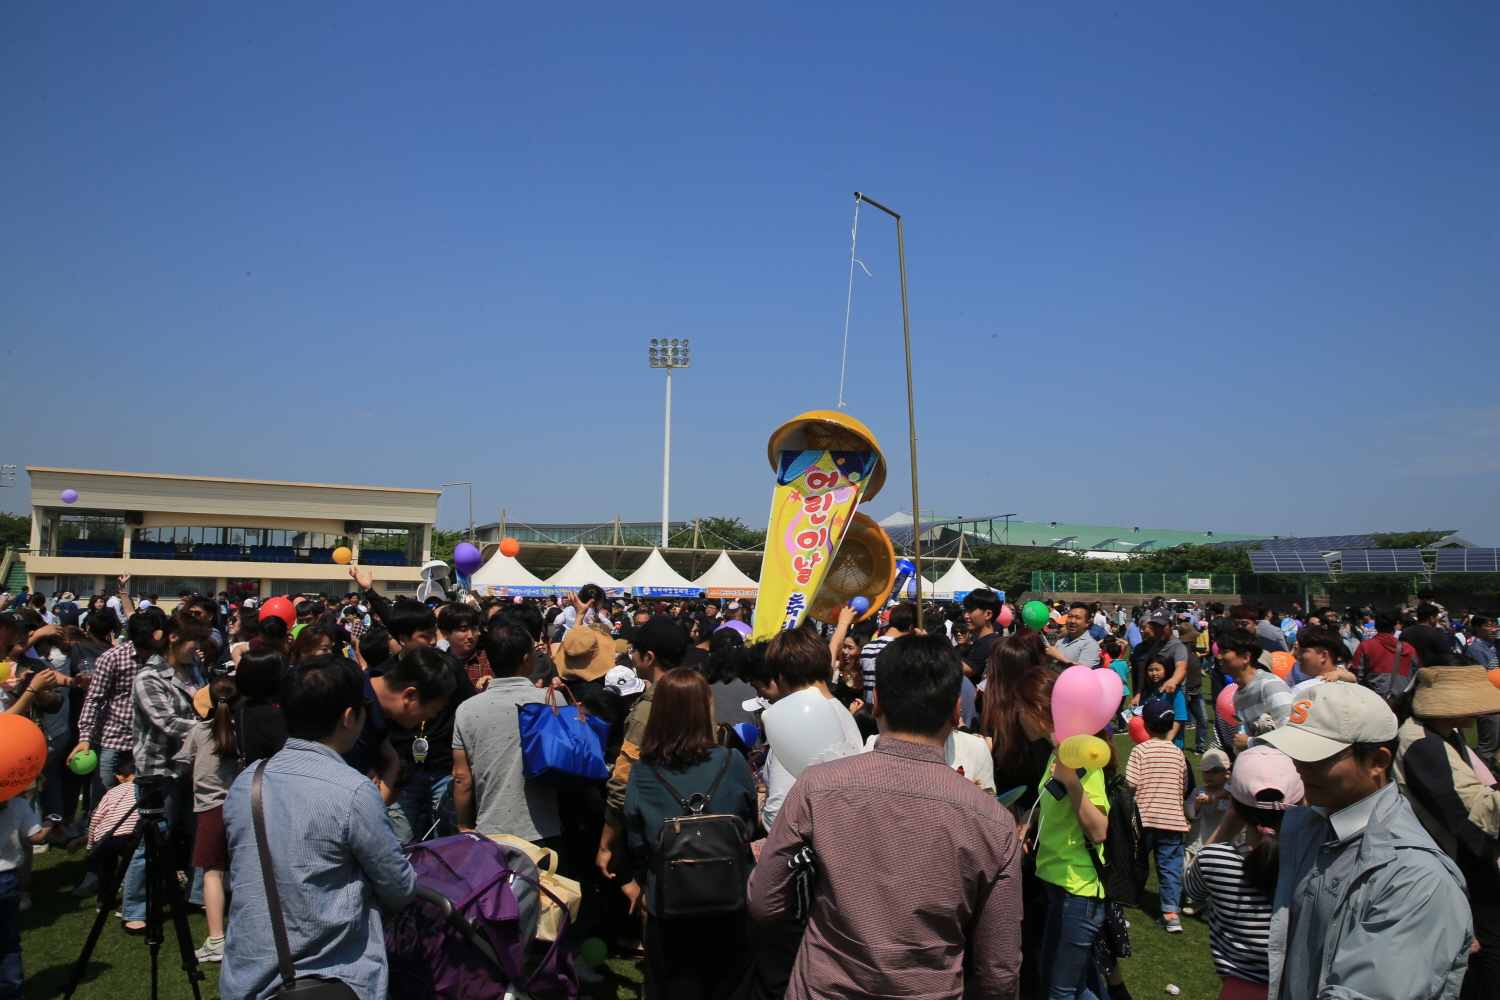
[3,3,1497,542]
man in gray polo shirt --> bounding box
[1045,602,1101,670]
[1257,683,1471,1000]
[452,615,560,846]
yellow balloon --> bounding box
[1058,734,1111,771]
[0,661,10,686]
[332,547,353,565]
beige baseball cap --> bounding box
[1257,682,1397,762]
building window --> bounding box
[360,526,415,567]
[266,580,360,598]
[52,515,126,558]
[130,527,352,562]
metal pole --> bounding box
[442,482,474,542]
[853,192,922,628]
[662,369,672,550]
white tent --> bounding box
[891,558,994,602]
[544,544,622,590]
[693,550,759,598]
[930,558,993,600]
[466,550,556,597]
[620,548,701,597]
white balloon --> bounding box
[761,688,858,778]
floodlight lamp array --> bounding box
[648,338,691,369]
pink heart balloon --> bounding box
[1052,664,1115,739]
[1095,666,1124,711]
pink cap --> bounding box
[1229,746,1304,810]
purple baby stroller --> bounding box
[386,833,578,1000]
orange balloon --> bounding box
[1489,668,1500,690]
[332,546,353,565]
[499,538,521,558]
[0,714,47,803]
[1270,651,1295,679]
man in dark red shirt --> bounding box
[749,633,1022,999]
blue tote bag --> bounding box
[517,685,612,788]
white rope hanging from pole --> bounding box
[837,196,872,409]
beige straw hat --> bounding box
[1411,666,1500,718]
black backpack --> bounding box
[646,751,751,918]
[1087,774,1149,907]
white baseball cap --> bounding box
[1257,682,1397,762]
[603,665,645,697]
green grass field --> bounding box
[20,733,1220,998]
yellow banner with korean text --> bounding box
[751,411,890,642]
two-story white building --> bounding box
[22,467,441,605]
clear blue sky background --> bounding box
[3,4,1497,542]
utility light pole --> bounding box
[648,339,690,549]
[441,482,474,540]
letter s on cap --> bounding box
[1289,700,1313,725]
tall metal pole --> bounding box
[441,482,474,541]
[853,192,923,629]
[662,368,672,550]
[648,339,690,551]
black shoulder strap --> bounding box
[645,750,734,815]
[251,759,299,990]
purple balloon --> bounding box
[453,541,483,576]
[849,596,870,614]
[60,489,78,504]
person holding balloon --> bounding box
[1218,629,1294,754]
[1032,664,1124,1000]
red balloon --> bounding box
[259,596,297,628]
[997,604,1013,628]
[0,715,47,803]
[1128,714,1149,744]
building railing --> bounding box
[1030,571,1418,596]
[43,541,408,567]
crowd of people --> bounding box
[1,573,1498,1000]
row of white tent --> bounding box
[466,544,995,602]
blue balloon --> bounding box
[850,596,870,614]
[895,559,916,576]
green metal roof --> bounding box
[949,518,1268,552]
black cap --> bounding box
[0,610,36,635]
[618,615,688,663]
[1141,698,1176,729]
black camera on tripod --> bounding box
[134,774,171,814]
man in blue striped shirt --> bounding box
[222,655,417,1000]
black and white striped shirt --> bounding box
[859,635,893,702]
[1182,842,1271,984]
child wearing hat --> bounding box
[1125,698,1190,933]
[1181,748,1234,918]
[1184,746,1304,1000]
[1393,661,1500,999]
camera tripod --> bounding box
[62,775,204,1000]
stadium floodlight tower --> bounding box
[648,339,690,549]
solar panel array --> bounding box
[1435,549,1500,573]
[1248,550,1331,575]
[1338,550,1427,574]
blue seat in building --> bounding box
[360,550,407,567]
[310,548,334,564]
[248,546,296,563]
[131,541,177,560]
[193,543,242,561]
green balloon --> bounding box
[69,750,98,775]
[1021,600,1050,631]
[579,936,608,967]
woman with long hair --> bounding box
[622,668,758,1000]
[985,633,1047,695]
[1184,747,1303,1000]
[180,673,244,962]
[228,607,258,665]
[232,648,289,765]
